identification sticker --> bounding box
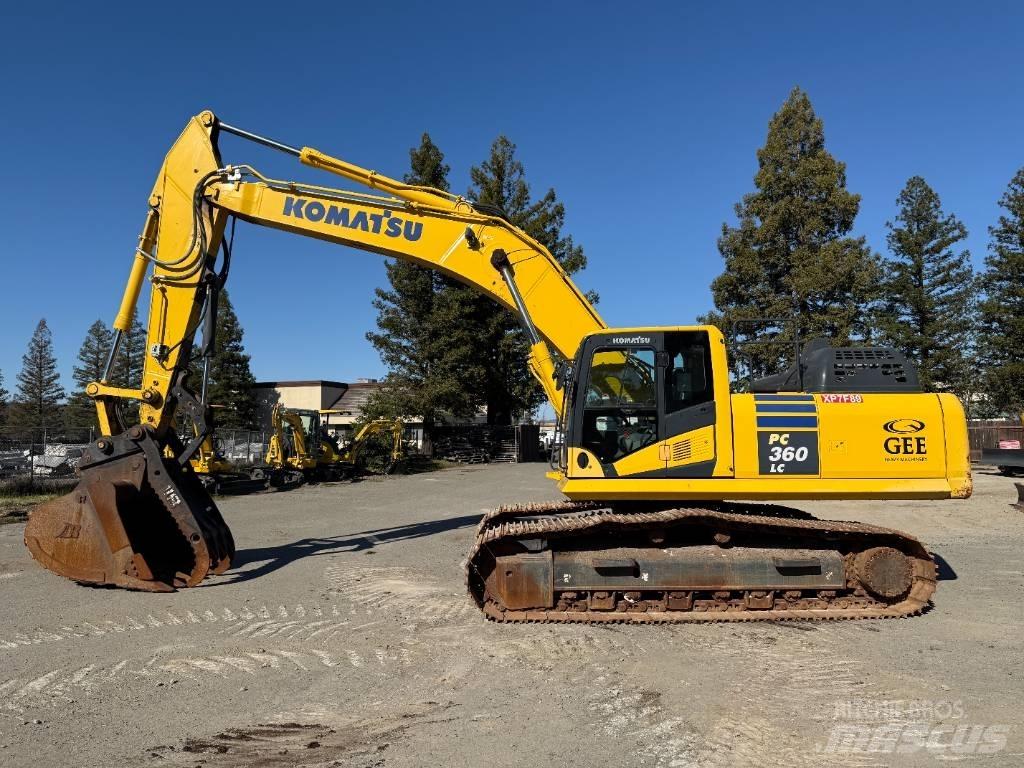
[999,440,1022,450]
[757,431,820,475]
[819,394,864,404]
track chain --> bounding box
[465,501,936,623]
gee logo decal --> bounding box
[883,419,925,434]
[883,419,927,459]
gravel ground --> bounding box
[0,465,1021,767]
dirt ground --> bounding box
[0,465,1021,767]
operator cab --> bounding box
[566,329,716,470]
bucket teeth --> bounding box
[24,430,234,591]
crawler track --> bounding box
[466,501,936,623]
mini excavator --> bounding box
[262,403,315,487]
[25,112,971,619]
[319,416,406,477]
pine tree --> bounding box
[702,87,879,382]
[0,368,8,428]
[466,136,590,423]
[10,319,65,433]
[65,319,114,430]
[204,290,258,428]
[101,309,147,425]
[876,177,976,399]
[978,168,1024,416]
[112,309,146,390]
[365,134,484,428]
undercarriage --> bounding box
[466,501,936,622]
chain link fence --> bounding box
[207,429,269,466]
[0,426,95,492]
[0,421,543,494]
[0,426,272,490]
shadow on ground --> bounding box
[217,513,481,585]
[932,551,958,581]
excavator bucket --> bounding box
[24,426,234,591]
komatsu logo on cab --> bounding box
[282,196,423,241]
[611,335,652,345]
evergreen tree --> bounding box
[367,134,591,427]
[702,87,879,382]
[0,368,8,428]
[204,290,258,428]
[979,168,1024,416]
[100,309,147,425]
[112,309,146,390]
[466,136,590,423]
[876,177,975,399]
[65,319,114,430]
[10,319,65,433]
[365,134,484,429]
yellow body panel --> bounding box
[558,476,960,501]
[610,425,716,477]
[562,387,971,501]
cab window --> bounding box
[664,334,713,413]
[581,347,657,464]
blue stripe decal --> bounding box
[756,416,819,429]
[754,404,818,413]
[753,394,815,401]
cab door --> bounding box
[657,331,718,477]
[565,330,718,479]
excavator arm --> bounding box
[343,419,406,469]
[26,110,603,591]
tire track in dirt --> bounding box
[324,564,475,621]
[585,672,698,767]
[0,602,347,652]
[1,634,418,715]
[580,625,887,768]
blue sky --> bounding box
[1,2,1022,398]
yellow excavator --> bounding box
[319,416,406,477]
[263,403,316,486]
[26,111,971,620]
[265,405,347,481]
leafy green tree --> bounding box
[876,177,976,401]
[466,136,590,423]
[9,319,65,433]
[702,87,879,382]
[365,134,484,430]
[978,168,1024,416]
[204,290,258,428]
[65,319,114,430]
